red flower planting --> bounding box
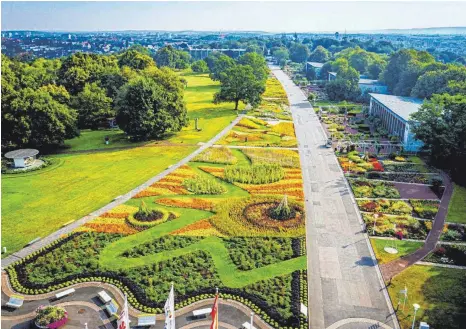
[372,161,384,172]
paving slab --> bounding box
[271,66,398,329]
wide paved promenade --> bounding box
[271,66,398,329]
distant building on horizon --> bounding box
[369,93,424,152]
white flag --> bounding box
[164,284,175,329]
[117,294,130,329]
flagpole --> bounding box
[216,287,219,329]
[172,282,175,329]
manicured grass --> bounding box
[2,72,240,256]
[166,72,240,144]
[64,129,143,152]
[446,184,466,224]
[1,146,195,255]
[99,210,306,288]
[388,265,466,329]
[370,238,423,264]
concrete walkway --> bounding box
[380,172,454,280]
[271,65,398,329]
[1,114,244,268]
[2,271,271,329]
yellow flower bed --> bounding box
[270,122,296,137]
[192,147,238,165]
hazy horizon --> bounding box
[2,1,466,33]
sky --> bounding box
[2,1,466,33]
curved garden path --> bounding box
[2,272,273,329]
[380,172,454,280]
[1,113,245,269]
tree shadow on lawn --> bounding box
[420,266,466,329]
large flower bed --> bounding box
[349,179,400,198]
[362,213,431,239]
[241,148,301,168]
[357,198,439,219]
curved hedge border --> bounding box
[126,208,172,229]
[5,233,308,329]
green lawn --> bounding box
[64,129,145,152]
[388,265,466,329]
[2,146,196,255]
[446,184,466,224]
[2,72,239,256]
[370,238,423,264]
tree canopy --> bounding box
[308,46,330,63]
[213,64,265,110]
[289,43,310,63]
[238,52,269,82]
[411,94,466,184]
[154,46,191,69]
[191,60,209,73]
[115,67,188,140]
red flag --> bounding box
[210,294,219,329]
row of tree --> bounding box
[2,47,269,151]
[1,48,190,150]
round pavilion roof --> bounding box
[4,149,39,159]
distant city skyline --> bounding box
[2,1,466,33]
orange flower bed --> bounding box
[171,220,213,234]
[149,184,189,195]
[81,223,138,235]
[198,166,225,178]
[133,190,161,198]
[156,197,214,211]
[100,212,129,218]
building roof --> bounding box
[369,93,423,122]
[307,62,324,68]
[359,78,384,85]
[329,71,337,76]
[4,149,39,159]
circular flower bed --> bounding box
[243,201,304,229]
[134,209,165,222]
[35,305,67,328]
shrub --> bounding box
[224,163,284,184]
[134,201,165,222]
[183,175,226,195]
[35,305,67,327]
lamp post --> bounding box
[411,303,420,329]
[250,312,254,329]
[373,213,379,235]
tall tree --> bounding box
[154,46,191,69]
[381,49,435,95]
[191,60,209,73]
[116,68,187,140]
[213,64,265,110]
[411,65,466,99]
[308,46,330,63]
[289,43,310,63]
[272,47,289,67]
[3,88,77,149]
[411,94,466,184]
[73,83,114,129]
[118,49,155,71]
[238,52,268,82]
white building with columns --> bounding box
[369,93,424,152]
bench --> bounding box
[104,299,119,317]
[138,314,156,326]
[27,237,41,246]
[98,290,112,304]
[190,307,211,320]
[55,288,75,299]
[241,322,257,329]
[5,295,24,309]
[300,303,308,316]
[192,308,211,317]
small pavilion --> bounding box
[4,149,39,168]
